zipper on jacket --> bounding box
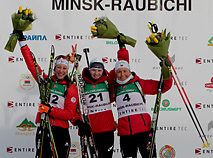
[128,116,132,135]
[140,114,146,125]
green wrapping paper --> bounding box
[4,7,36,52]
[91,17,136,47]
[145,28,170,60]
[145,25,171,79]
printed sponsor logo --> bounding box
[102,57,141,64]
[6,146,35,153]
[195,148,201,155]
[151,99,182,112]
[69,142,80,157]
[208,121,213,131]
[196,58,202,64]
[153,66,183,71]
[8,56,48,63]
[24,35,47,41]
[162,99,170,107]
[56,34,62,40]
[196,58,213,64]
[195,103,202,109]
[8,101,14,108]
[7,147,13,153]
[19,74,35,90]
[102,57,108,63]
[52,0,192,11]
[8,56,15,63]
[194,147,213,155]
[16,118,37,136]
[170,35,188,41]
[208,37,213,46]
[198,121,213,142]
[157,126,187,131]
[159,145,176,158]
[195,103,213,109]
[55,34,91,40]
[9,33,47,41]
[7,101,36,108]
[106,40,118,45]
[205,77,213,91]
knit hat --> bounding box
[54,55,69,69]
[115,60,130,72]
[89,57,104,70]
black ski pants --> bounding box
[93,130,115,158]
[120,131,157,158]
[35,126,71,158]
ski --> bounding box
[32,45,58,158]
[147,73,164,158]
[72,53,98,158]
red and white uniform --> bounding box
[71,68,116,133]
[20,45,78,129]
[109,48,173,136]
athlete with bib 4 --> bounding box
[71,57,116,158]
[108,34,173,158]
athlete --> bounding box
[18,31,78,158]
[108,34,173,158]
[71,57,116,158]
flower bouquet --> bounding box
[4,6,36,52]
[91,16,136,47]
[145,22,170,60]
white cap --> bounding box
[115,60,130,72]
[89,57,104,70]
[90,57,103,65]
[54,57,69,69]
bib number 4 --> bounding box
[123,94,131,102]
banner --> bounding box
[1,0,213,157]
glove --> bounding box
[160,57,171,80]
[75,119,92,136]
[117,33,125,49]
[13,30,26,41]
[39,104,52,114]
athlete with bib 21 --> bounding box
[71,57,117,158]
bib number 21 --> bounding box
[89,93,103,103]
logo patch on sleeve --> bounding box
[71,97,76,103]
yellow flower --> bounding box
[19,6,22,13]
[25,9,28,16]
[146,37,151,43]
[154,38,159,43]
[151,33,155,39]
[161,31,164,38]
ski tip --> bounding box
[202,143,207,148]
[207,141,211,147]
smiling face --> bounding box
[54,64,68,80]
[89,69,103,80]
[116,67,131,81]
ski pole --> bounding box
[167,54,210,148]
[83,48,90,67]
[74,60,98,158]
[148,73,164,158]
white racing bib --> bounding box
[115,83,147,119]
[84,82,111,115]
